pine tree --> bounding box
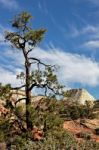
[5,12,63,130]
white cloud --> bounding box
[0,33,4,42]
[27,47,99,87]
[0,24,14,46]
[70,25,99,37]
[0,66,21,86]
[1,47,99,87]
[84,40,99,48]
[3,48,24,66]
[70,24,99,49]
[82,26,98,34]
[30,47,99,87]
[0,25,5,43]
[0,0,19,10]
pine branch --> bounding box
[15,97,26,106]
[11,85,26,90]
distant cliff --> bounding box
[64,88,95,105]
[1,88,95,106]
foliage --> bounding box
[76,132,91,140]
[0,95,99,149]
[78,140,99,150]
[59,100,95,120]
[0,83,11,100]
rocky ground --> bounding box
[63,119,99,142]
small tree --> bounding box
[5,12,63,130]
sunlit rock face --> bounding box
[10,90,45,106]
[64,88,95,105]
[0,100,9,116]
[10,90,26,105]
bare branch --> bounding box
[15,97,26,106]
[26,48,33,55]
[11,85,26,90]
[29,57,55,67]
[29,81,47,92]
[47,85,62,95]
[44,86,47,96]
[29,82,37,91]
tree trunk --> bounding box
[25,60,32,130]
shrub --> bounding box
[76,132,91,140]
[59,100,95,120]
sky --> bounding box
[0,0,99,99]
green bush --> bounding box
[79,140,99,150]
[59,101,95,120]
[0,96,98,149]
[76,132,91,140]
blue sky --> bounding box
[0,0,99,99]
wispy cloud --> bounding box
[0,24,13,46]
[0,66,21,86]
[31,47,99,87]
[38,2,42,11]
[83,40,99,48]
[1,46,99,87]
[38,0,48,14]
[68,23,99,49]
[0,0,19,10]
[0,25,5,43]
[69,25,99,37]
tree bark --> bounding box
[25,59,32,130]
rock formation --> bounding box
[64,88,95,105]
[11,88,95,105]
